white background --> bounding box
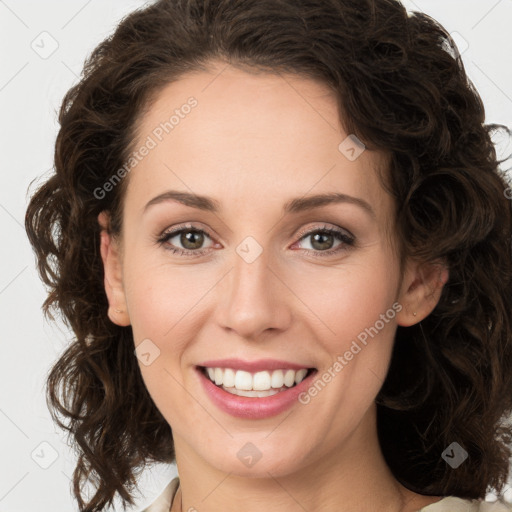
[1,1,511,510]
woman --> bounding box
[25,0,512,511]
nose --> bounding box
[214,245,292,341]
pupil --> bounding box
[312,232,333,250]
[182,230,204,249]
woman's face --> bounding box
[100,62,432,479]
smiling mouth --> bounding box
[197,365,317,398]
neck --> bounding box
[171,404,432,512]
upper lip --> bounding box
[197,358,315,373]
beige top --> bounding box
[142,477,511,512]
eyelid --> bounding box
[294,222,355,242]
[158,221,353,242]
[158,222,215,240]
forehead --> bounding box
[126,62,391,219]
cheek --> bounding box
[287,254,400,348]
[123,257,212,343]
[122,261,211,424]
[290,273,399,432]
[287,254,400,412]
[122,257,223,408]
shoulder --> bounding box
[141,476,180,512]
[419,496,512,512]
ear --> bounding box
[98,211,131,327]
[395,258,449,327]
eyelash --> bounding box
[156,223,355,258]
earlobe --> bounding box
[396,258,449,327]
[98,212,131,327]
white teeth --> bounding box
[283,369,296,387]
[234,370,253,390]
[271,369,284,389]
[223,368,235,387]
[253,371,271,391]
[203,366,311,391]
[294,368,308,384]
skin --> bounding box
[98,61,449,512]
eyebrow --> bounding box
[143,190,375,218]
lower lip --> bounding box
[196,367,317,419]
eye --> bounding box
[157,224,215,257]
[293,224,355,257]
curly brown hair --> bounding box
[25,0,512,510]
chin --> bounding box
[204,441,310,479]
